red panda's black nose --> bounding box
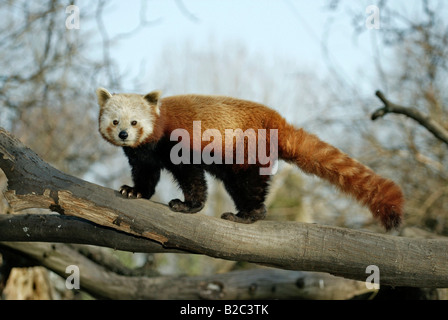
[119,131,128,140]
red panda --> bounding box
[96,88,404,230]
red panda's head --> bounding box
[96,88,161,148]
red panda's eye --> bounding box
[113,120,119,126]
[131,120,137,126]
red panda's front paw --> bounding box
[119,185,143,199]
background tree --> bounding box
[0,0,118,176]
[0,0,138,299]
[322,0,448,234]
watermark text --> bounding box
[65,265,80,289]
[66,5,80,30]
[170,121,278,175]
[366,5,380,30]
[365,265,380,289]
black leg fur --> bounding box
[121,164,161,199]
[167,164,207,214]
[121,145,162,199]
[220,167,270,223]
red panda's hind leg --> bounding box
[221,205,267,224]
[220,167,270,224]
[169,198,205,213]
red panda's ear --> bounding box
[96,88,112,107]
[144,90,162,115]
[144,90,161,105]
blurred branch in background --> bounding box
[372,90,448,145]
[0,0,117,177]
[0,0,157,179]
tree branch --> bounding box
[0,241,375,300]
[372,90,448,145]
[1,127,448,288]
[0,214,184,254]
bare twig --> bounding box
[372,90,448,145]
[174,0,200,23]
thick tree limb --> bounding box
[0,214,184,254]
[1,127,448,288]
[0,241,375,300]
[372,90,448,145]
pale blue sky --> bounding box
[86,0,387,91]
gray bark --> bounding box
[1,127,448,288]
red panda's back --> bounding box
[160,94,282,134]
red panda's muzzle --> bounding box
[119,130,128,140]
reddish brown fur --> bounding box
[153,95,278,166]
[277,123,404,230]
[149,94,404,230]
[99,90,404,230]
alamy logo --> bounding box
[65,5,80,30]
[365,265,380,289]
[365,5,380,30]
[65,265,80,289]
[169,121,278,175]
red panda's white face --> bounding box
[96,88,161,148]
